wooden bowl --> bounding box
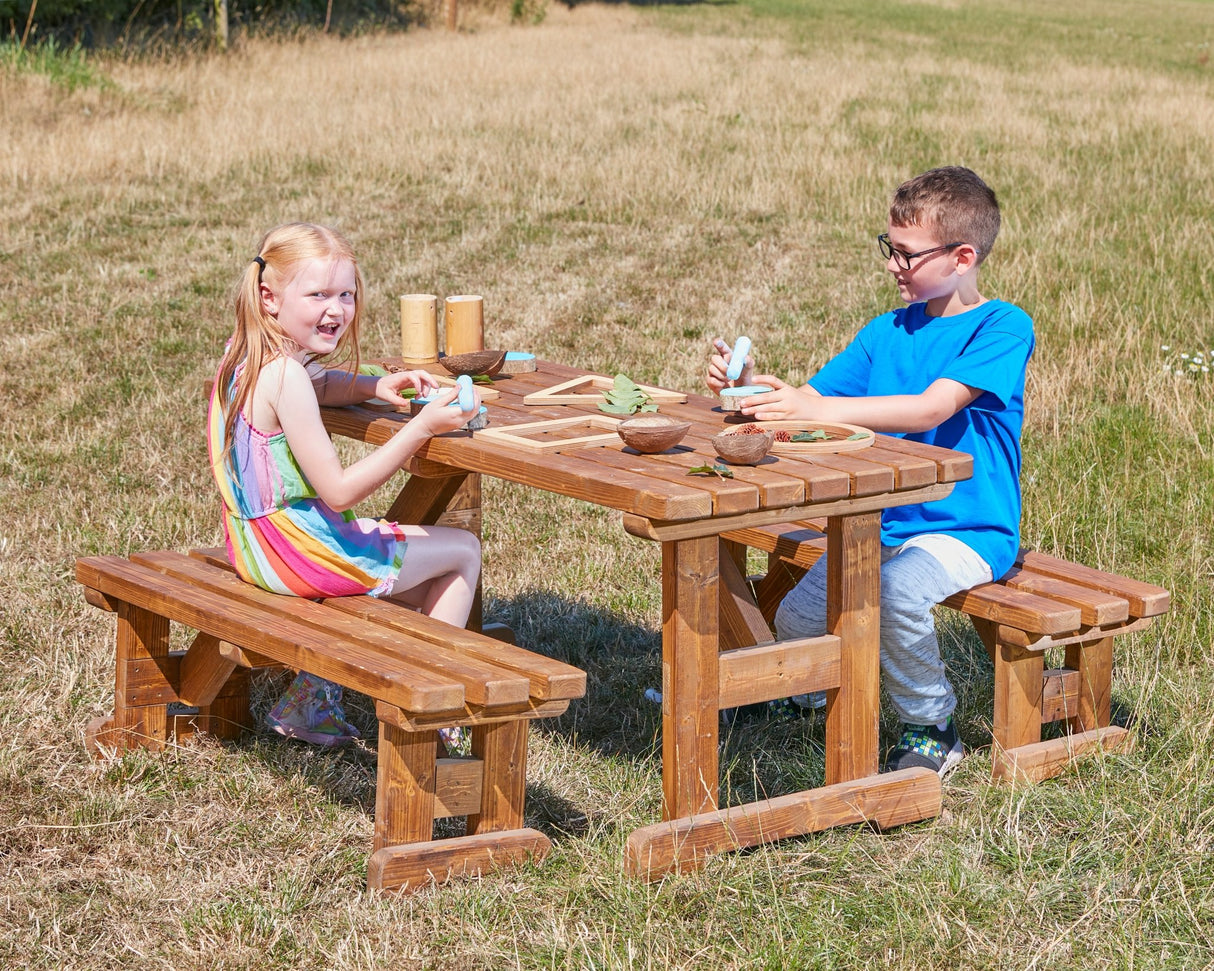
[712,427,775,465]
[616,415,691,453]
[440,349,506,377]
[718,384,773,412]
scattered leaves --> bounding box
[599,374,659,415]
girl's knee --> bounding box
[455,529,481,574]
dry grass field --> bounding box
[2,1,1213,968]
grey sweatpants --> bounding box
[773,536,992,725]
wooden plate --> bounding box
[730,421,876,454]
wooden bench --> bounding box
[720,520,1169,782]
[76,548,587,893]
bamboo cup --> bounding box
[400,294,440,365]
[444,295,485,357]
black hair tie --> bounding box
[252,256,266,268]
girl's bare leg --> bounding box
[387,524,482,627]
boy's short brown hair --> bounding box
[889,166,1001,265]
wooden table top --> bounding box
[321,359,972,532]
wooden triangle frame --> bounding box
[522,374,687,406]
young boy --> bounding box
[707,166,1034,775]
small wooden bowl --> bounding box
[410,398,490,430]
[712,427,775,465]
[440,349,506,377]
[617,415,691,454]
[718,384,773,412]
[500,351,537,374]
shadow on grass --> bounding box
[223,593,1142,844]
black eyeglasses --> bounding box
[877,233,963,271]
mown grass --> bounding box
[2,1,1213,968]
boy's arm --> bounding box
[742,375,981,433]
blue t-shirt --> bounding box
[808,299,1034,578]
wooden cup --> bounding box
[444,295,485,357]
[400,294,440,365]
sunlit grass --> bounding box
[2,1,1213,968]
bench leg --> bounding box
[368,717,551,894]
[984,623,1132,782]
[466,720,527,835]
[374,722,438,853]
[1065,636,1113,734]
[87,603,170,757]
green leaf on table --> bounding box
[359,363,389,377]
[598,373,657,415]
[687,462,734,478]
[792,429,829,442]
[846,431,870,441]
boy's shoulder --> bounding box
[875,299,1033,336]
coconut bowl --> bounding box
[617,415,692,454]
[712,427,775,465]
[439,349,506,377]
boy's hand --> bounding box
[739,375,820,421]
[706,337,754,393]
[375,369,439,402]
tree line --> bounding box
[3,0,424,50]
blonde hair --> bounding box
[216,222,364,468]
[889,166,1001,265]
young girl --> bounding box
[208,222,482,747]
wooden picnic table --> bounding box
[322,359,973,878]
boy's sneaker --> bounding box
[266,671,360,748]
[883,717,964,776]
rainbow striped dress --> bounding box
[207,367,407,599]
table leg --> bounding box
[661,535,720,819]
[824,511,882,785]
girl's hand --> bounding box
[706,337,754,393]
[738,375,818,421]
[414,385,480,436]
[375,369,438,403]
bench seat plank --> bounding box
[1017,551,1170,618]
[133,551,532,709]
[998,569,1129,627]
[187,547,587,703]
[76,556,466,714]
